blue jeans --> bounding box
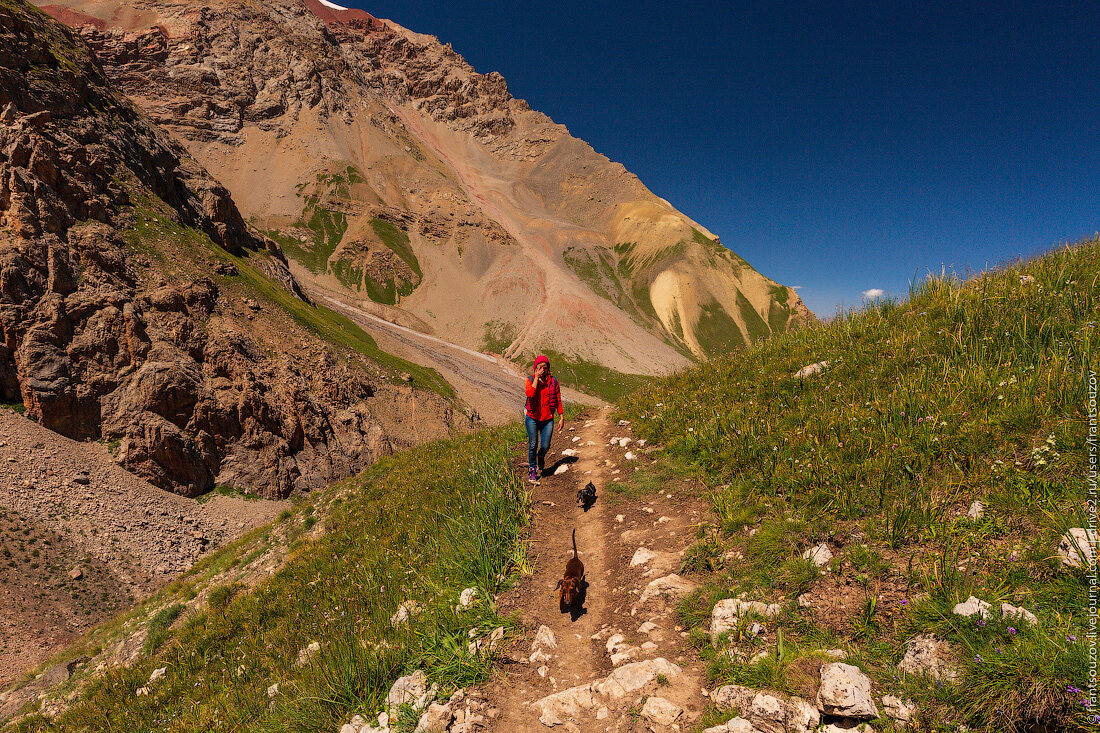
[525,415,554,470]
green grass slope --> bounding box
[618,238,1097,731]
[9,426,529,732]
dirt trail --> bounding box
[475,407,711,732]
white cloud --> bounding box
[861,288,885,299]
[790,285,803,290]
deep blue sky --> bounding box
[348,0,1098,316]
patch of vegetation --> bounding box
[480,319,517,355]
[522,348,653,403]
[123,192,452,398]
[143,604,186,655]
[16,424,532,732]
[563,247,647,325]
[195,485,261,505]
[694,299,746,357]
[1,400,25,414]
[369,218,420,278]
[619,239,1098,731]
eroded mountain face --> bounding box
[0,0,451,498]
[34,0,814,374]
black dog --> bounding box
[576,481,597,510]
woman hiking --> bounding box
[525,355,564,483]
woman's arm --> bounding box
[525,377,536,397]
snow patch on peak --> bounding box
[318,0,350,10]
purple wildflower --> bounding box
[974,654,985,664]
[1007,627,1017,635]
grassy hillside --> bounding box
[8,426,530,732]
[618,238,1097,731]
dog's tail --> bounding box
[572,528,577,558]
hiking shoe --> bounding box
[528,466,538,483]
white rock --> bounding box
[641,641,658,653]
[537,665,549,677]
[703,719,757,733]
[596,706,609,720]
[387,670,428,711]
[637,439,647,447]
[630,548,657,567]
[350,714,366,728]
[710,599,781,645]
[149,666,167,683]
[823,648,848,660]
[605,634,628,655]
[711,684,755,710]
[882,694,916,722]
[135,686,149,697]
[802,543,833,567]
[641,696,682,726]
[554,463,569,475]
[390,600,420,627]
[898,634,959,682]
[531,684,599,726]
[797,594,813,608]
[1000,602,1038,626]
[595,657,682,699]
[339,725,358,733]
[533,624,557,651]
[266,682,279,698]
[794,360,829,378]
[1019,274,1036,284]
[296,641,321,667]
[561,448,579,457]
[638,621,658,634]
[1059,527,1097,568]
[458,587,477,608]
[966,501,985,521]
[749,650,769,664]
[639,574,696,604]
[952,595,991,619]
[821,724,875,733]
[414,701,454,733]
[816,662,879,719]
[619,437,632,447]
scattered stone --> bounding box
[414,701,455,733]
[135,686,150,697]
[823,648,848,660]
[553,463,569,475]
[710,599,781,644]
[458,587,477,608]
[266,682,279,698]
[339,725,357,733]
[1000,602,1038,626]
[952,595,991,619]
[638,574,696,604]
[821,724,875,733]
[561,448,579,457]
[596,706,609,720]
[296,641,321,667]
[638,621,658,634]
[711,685,820,732]
[69,568,83,580]
[624,451,637,461]
[898,635,959,682]
[794,361,829,378]
[1058,527,1097,568]
[149,666,167,683]
[797,594,812,608]
[390,600,421,627]
[630,547,657,567]
[641,696,682,726]
[802,543,833,566]
[816,662,878,719]
[533,624,557,651]
[882,694,916,723]
[72,472,90,485]
[966,501,985,521]
[387,670,428,711]
[703,718,757,733]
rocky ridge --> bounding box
[35,0,814,374]
[1,0,453,499]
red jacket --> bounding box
[525,375,562,421]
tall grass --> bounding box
[12,426,530,733]
[619,238,1098,731]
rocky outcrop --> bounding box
[0,1,450,498]
[36,0,813,375]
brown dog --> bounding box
[555,528,585,608]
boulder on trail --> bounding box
[638,574,696,604]
[897,634,959,682]
[641,696,682,726]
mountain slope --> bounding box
[0,0,454,500]
[33,0,814,376]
